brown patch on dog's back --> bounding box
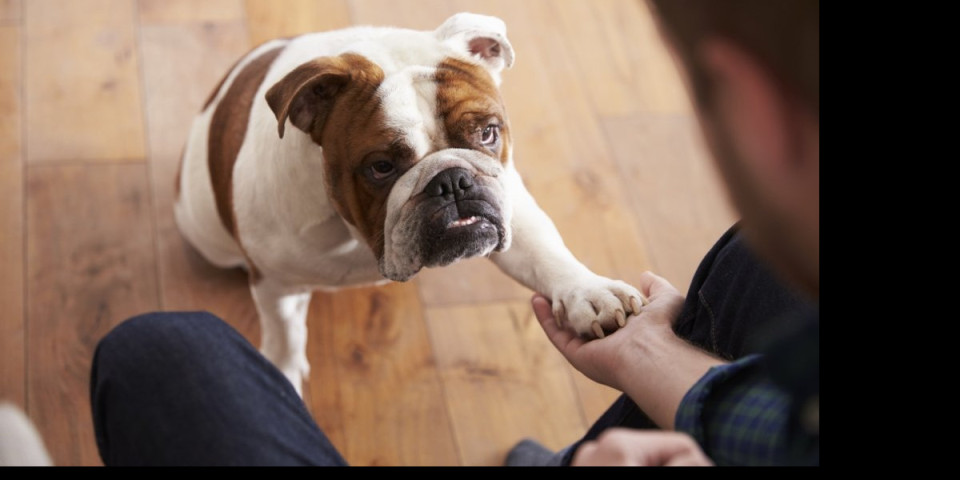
[208,44,286,282]
[208,45,284,238]
[435,58,512,165]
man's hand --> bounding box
[531,271,685,391]
[533,271,725,429]
[572,429,713,466]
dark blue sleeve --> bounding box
[675,355,799,466]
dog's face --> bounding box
[265,14,516,281]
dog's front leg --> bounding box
[250,278,312,396]
[491,170,645,338]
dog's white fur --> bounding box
[176,13,642,394]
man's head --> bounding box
[649,0,819,299]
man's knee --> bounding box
[94,311,230,377]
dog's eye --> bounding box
[481,124,500,147]
[370,160,395,180]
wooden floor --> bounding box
[0,0,735,466]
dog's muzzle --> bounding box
[378,148,512,282]
[417,167,506,268]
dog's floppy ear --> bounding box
[265,53,381,140]
[436,13,515,79]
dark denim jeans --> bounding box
[90,311,347,466]
[90,225,808,466]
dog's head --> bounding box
[265,13,516,281]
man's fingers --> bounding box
[570,441,597,466]
[571,440,627,466]
[531,294,584,355]
[664,451,714,467]
[532,294,557,330]
[637,271,679,300]
[636,432,711,466]
[572,429,713,466]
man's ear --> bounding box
[436,13,515,80]
[265,53,381,140]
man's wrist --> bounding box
[618,323,726,429]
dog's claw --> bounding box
[555,300,565,328]
[552,278,644,338]
[629,296,641,314]
[591,321,605,339]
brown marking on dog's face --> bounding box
[266,54,400,258]
[435,57,512,166]
[208,45,285,281]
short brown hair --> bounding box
[648,0,819,115]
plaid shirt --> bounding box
[675,321,819,466]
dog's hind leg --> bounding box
[250,278,312,397]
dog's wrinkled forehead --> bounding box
[373,57,510,167]
[369,12,514,161]
[376,67,445,159]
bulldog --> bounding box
[175,13,645,394]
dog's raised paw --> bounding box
[551,277,645,339]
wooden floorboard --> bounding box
[0,24,24,410]
[24,0,146,163]
[26,164,160,466]
[0,0,20,23]
[308,283,460,466]
[602,115,735,290]
[425,301,589,466]
[351,0,454,30]
[245,0,352,45]
[554,0,692,116]
[1,0,736,465]
[138,0,244,25]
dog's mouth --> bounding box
[378,161,512,282]
[419,197,506,269]
[447,215,481,228]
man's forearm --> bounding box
[616,325,725,430]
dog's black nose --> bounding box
[424,167,474,199]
